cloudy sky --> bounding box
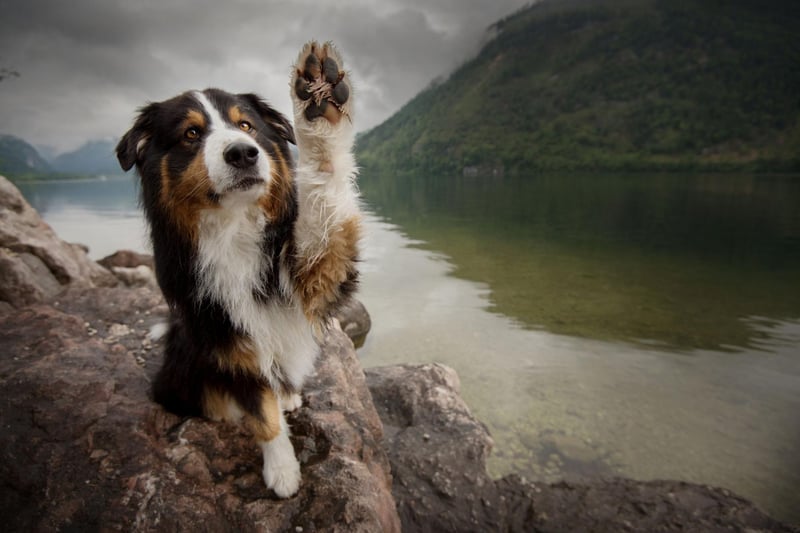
[0,0,531,155]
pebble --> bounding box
[107,323,132,338]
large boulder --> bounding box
[0,285,400,532]
[0,175,117,308]
[366,364,796,533]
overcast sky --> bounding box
[0,0,531,154]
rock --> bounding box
[0,248,63,306]
[110,265,158,288]
[98,250,158,288]
[0,284,400,532]
[98,249,155,270]
[0,175,117,308]
[518,477,799,533]
[539,431,600,465]
[334,297,371,348]
[366,364,504,532]
[366,364,797,533]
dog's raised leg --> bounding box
[290,41,361,324]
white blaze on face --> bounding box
[193,91,271,196]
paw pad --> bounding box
[294,42,350,124]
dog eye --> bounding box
[185,127,201,140]
[239,121,253,132]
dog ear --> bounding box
[116,103,159,171]
[240,93,296,145]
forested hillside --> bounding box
[356,0,800,174]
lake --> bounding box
[15,173,800,524]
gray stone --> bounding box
[0,248,62,305]
[110,265,158,288]
[98,249,155,270]
[335,297,371,348]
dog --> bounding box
[115,41,360,498]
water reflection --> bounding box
[360,173,800,351]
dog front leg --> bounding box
[246,388,301,498]
[290,41,361,323]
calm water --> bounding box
[15,173,800,524]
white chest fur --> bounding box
[195,200,319,391]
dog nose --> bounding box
[224,142,259,169]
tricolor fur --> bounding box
[116,42,360,498]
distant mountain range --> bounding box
[51,139,119,176]
[356,0,800,175]
[0,135,52,176]
[0,135,119,179]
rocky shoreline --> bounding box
[1,175,796,532]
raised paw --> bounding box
[292,41,350,125]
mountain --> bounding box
[0,135,52,176]
[52,139,120,176]
[356,0,800,175]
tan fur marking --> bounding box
[216,340,260,376]
[159,154,216,242]
[228,105,245,125]
[182,109,206,131]
[296,216,360,320]
[245,388,282,442]
[203,386,282,443]
[203,387,235,421]
[259,142,293,221]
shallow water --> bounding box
[15,173,800,524]
[357,214,800,524]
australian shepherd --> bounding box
[115,42,360,498]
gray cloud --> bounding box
[0,0,530,153]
